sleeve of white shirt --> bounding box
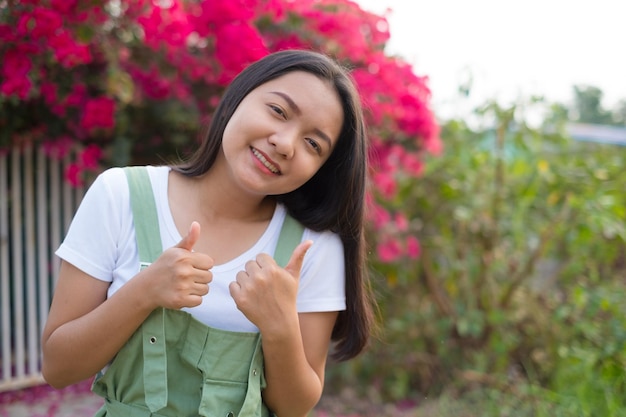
[55,167,129,282]
[296,229,346,313]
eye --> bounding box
[269,104,286,119]
[305,137,322,154]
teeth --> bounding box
[252,148,280,174]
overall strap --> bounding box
[124,166,168,413]
[124,166,163,268]
[274,212,304,267]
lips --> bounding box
[251,147,281,174]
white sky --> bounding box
[355,0,626,119]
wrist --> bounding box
[117,269,160,313]
[260,312,300,343]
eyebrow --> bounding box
[269,91,333,148]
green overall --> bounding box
[91,167,303,417]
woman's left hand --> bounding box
[229,240,313,333]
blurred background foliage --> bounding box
[331,85,626,416]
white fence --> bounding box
[0,145,86,392]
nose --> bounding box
[268,130,296,159]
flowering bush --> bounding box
[0,0,440,264]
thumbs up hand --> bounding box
[229,240,313,332]
[142,222,214,310]
[174,220,202,251]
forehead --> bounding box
[254,71,334,93]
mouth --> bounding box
[251,147,281,175]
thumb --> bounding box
[284,240,313,279]
[175,221,200,251]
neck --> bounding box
[179,171,276,224]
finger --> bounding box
[184,295,204,308]
[228,280,242,299]
[175,221,200,251]
[194,270,213,285]
[245,258,262,275]
[234,270,249,285]
[284,240,313,279]
[192,282,210,297]
[192,253,214,272]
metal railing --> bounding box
[0,145,85,392]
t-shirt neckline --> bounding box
[154,166,286,272]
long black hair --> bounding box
[174,49,373,361]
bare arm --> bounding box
[41,261,157,388]
[261,311,337,417]
[42,222,213,388]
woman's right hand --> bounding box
[142,221,214,310]
[41,221,212,388]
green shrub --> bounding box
[327,99,626,414]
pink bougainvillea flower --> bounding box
[401,152,424,176]
[138,0,193,50]
[377,237,403,263]
[422,132,443,155]
[64,83,87,108]
[202,0,255,27]
[18,7,63,38]
[42,136,73,159]
[370,203,391,230]
[79,144,102,169]
[50,0,78,15]
[254,0,286,21]
[394,212,409,232]
[385,144,405,170]
[215,22,268,84]
[0,23,14,43]
[301,2,389,62]
[372,171,396,199]
[80,97,116,132]
[267,33,309,52]
[0,45,36,98]
[65,163,83,187]
[129,65,172,100]
[2,47,33,78]
[406,235,421,259]
[49,30,92,68]
[0,75,32,99]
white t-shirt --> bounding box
[56,166,346,333]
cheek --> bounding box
[221,118,248,154]
[222,104,249,138]
[222,115,239,141]
[297,160,326,184]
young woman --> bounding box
[42,49,374,417]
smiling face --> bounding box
[219,71,344,197]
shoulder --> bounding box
[145,165,171,190]
[88,166,132,202]
[99,165,169,183]
[80,167,129,211]
[82,166,167,217]
[297,227,346,311]
[94,166,128,185]
[273,206,344,266]
[301,227,344,271]
[304,228,343,253]
[93,165,169,192]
